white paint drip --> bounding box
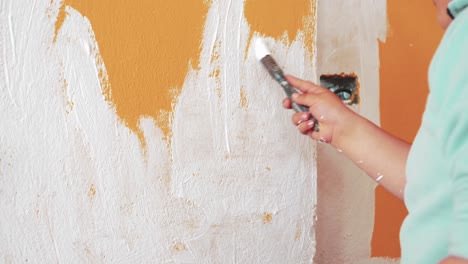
[206,10,219,150]
[27,0,37,30]
[222,0,233,156]
[8,0,16,63]
[2,25,21,113]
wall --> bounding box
[1,0,442,262]
[0,0,318,263]
[315,0,445,263]
[373,0,444,258]
[314,0,397,263]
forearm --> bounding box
[285,75,410,199]
[331,111,410,199]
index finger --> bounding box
[286,75,322,94]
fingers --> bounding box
[292,111,310,125]
[286,75,322,93]
[282,98,292,109]
[291,109,325,141]
[298,119,316,135]
[292,112,315,134]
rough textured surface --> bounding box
[0,0,317,263]
[55,0,210,143]
[315,0,399,263]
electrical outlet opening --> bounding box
[320,73,359,105]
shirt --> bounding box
[400,1,468,263]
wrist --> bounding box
[329,108,363,149]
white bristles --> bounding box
[255,38,271,61]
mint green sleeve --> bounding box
[449,0,468,17]
[446,100,468,258]
[441,17,468,258]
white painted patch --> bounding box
[0,0,317,263]
[314,0,395,263]
[254,38,271,61]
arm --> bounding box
[329,107,410,199]
[284,75,409,199]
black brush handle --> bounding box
[281,81,320,132]
[261,56,320,132]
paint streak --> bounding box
[294,221,302,241]
[88,184,96,197]
[262,212,272,224]
[55,1,210,145]
[244,0,316,52]
[58,76,74,114]
[239,86,248,108]
[173,242,187,252]
[372,0,443,258]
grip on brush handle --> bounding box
[291,102,320,132]
[259,55,320,132]
[280,81,320,132]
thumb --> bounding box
[286,75,323,94]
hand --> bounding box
[283,75,409,198]
[282,75,356,146]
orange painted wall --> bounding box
[244,0,316,53]
[55,1,210,146]
[372,0,444,258]
[55,0,317,148]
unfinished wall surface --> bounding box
[315,0,445,262]
[315,0,399,263]
[0,0,317,263]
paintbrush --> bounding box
[255,38,319,132]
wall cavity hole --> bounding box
[320,73,359,105]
